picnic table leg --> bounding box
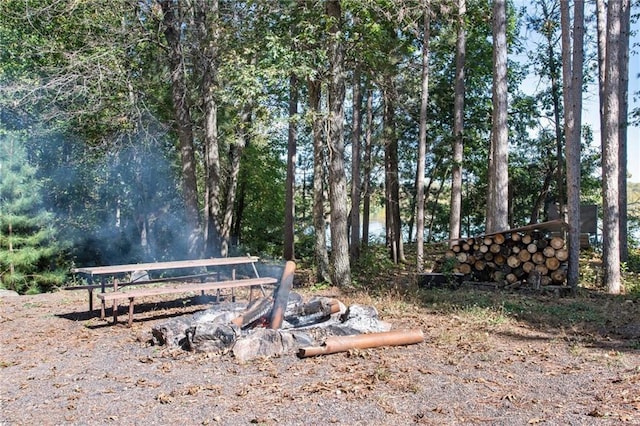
[88,288,94,313]
[112,278,119,324]
[231,269,236,302]
[128,297,135,327]
[100,277,106,320]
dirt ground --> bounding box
[1,279,639,426]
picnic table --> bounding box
[69,256,278,326]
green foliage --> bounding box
[0,132,66,293]
[352,245,396,293]
[234,143,286,258]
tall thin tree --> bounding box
[487,0,509,234]
[417,1,431,272]
[350,67,362,263]
[449,0,465,246]
[602,0,622,293]
[560,0,584,292]
[284,75,298,261]
[618,0,630,263]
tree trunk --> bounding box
[160,0,201,257]
[194,0,222,258]
[529,169,553,224]
[449,0,465,247]
[362,87,374,250]
[309,79,330,283]
[417,2,431,271]
[383,76,403,264]
[325,0,351,287]
[350,67,362,263]
[284,75,298,261]
[618,0,630,263]
[487,0,509,234]
[602,0,622,293]
[220,108,250,257]
[560,0,584,290]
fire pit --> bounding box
[151,261,424,362]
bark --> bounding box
[220,108,250,257]
[449,0,465,247]
[350,67,362,263]
[383,77,403,264]
[618,0,630,262]
[159,0,201,257]
[602,0,622,293]
[560,0,582,292]
[488,0,509,234]
[195,0,222,258]
[325,0,351,287]
[362,88,374,250]
[417,2,431,271]
[284,75,298,261]
[309,79,330,283]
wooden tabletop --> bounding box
[71,256,260,276]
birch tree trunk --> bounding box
[416,1,431,271]
[602,0,622,293]
[487,0,509,234]
[325,0,351,287]
[449,0,465,247]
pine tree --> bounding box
[0,132,65,293]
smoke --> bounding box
[27,115,200,267]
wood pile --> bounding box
[443,229,568,287]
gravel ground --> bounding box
[1,286,639,425]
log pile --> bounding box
[443,230,568,287]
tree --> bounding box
[601,0,623,293]
[448,0,466,246]
[350,66,363,263]
[486,0,509,234]
[158,0,202,257]
[416,1,431,272]
[527,0,566,220]
[0,133,65,293]
[284,75,298,261]
[618,0,630,263]
[309,79,331,283]
[325,0,351,287]
[560,0,584,292]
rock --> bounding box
[151,302,246,348]
[0,289,20,297]
[232,328,298,362]
[186,323,240,353]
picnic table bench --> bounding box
[68,256,277,325]
[97,276,277,326]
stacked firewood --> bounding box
[443,230,568,286]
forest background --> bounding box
[0,0,638,296]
